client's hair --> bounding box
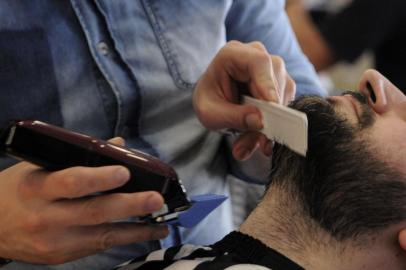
[268,95,406,241]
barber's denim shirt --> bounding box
[0,1,324,269]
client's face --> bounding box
[275,70,406,242]
[328,70,406,174]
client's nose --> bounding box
[366,83,376,103]
[359,70,389,114]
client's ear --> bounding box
[398,229,406,251]
[391,221,406,252]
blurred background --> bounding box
[303,0,372,94]
[286,0,403,95]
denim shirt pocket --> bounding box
[142,0,228,90]
[0,29,62,129]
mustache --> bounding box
[340,90,368,105]
[339,90,375,129]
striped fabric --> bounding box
[113,232,304,270]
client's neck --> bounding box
[239,185,405,270]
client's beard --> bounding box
[269,94,406,243]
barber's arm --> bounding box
[286,0,403,71]
[286,0,336,71]
[0,138,168,265]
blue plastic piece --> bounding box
[168,194,227,228]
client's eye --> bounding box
[366,83,377,103]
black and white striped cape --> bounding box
[113,231,304,270]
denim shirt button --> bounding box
[97,41,110,56]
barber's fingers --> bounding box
[22,166,130,201]
[20,137,127,201]
[246,42,281,102]
[80,223,169,251]
[232,132,272,161]
[283,75,297,106]
[194,85,264,131]
[246,44,296,106]
[52,191,164,226]
[219,103,263,132]
[194,41,280,131]
[27,223,169,265]
[215,40,280,102]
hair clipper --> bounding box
[0,120,227,227]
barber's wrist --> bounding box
[285,0,304,8]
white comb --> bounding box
[243,96,308,156]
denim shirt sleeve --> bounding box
[226,0,326,97]
[225,0,326,184]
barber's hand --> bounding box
[0,138,168,264]
[193,41,296,160]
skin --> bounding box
[0,138,169,264]
[351,69,406,255]
[193,41,296,160]
[0,41,294,264]
[285,0,337,71]
[333,69,406,266]
[329,70,406,174]
[241,188,406,270]
[239,70,406,269]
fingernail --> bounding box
[245,113,262,130]
[145,194,163,213]
[115,167,130,184]
[262,86,273,100]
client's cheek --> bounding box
[328,97,359,126]
[368,120,406,175]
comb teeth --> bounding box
[243,96,308,156]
